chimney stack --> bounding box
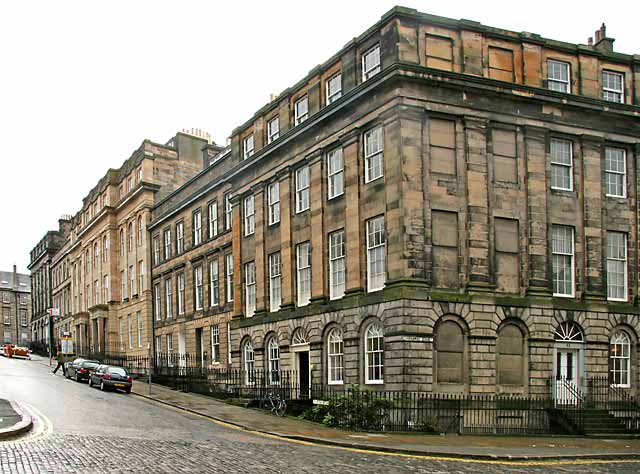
[593,23,615,53]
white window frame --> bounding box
[153,236,160,264]
[103,275,109,303]
[327,148,344,200]
[362,44,381,81]
[137,216,143,246]
[547,59,571,93]
[225,254,234,303]
[366,216,386,293]
[193,210,202,246]
[138,260,144,294]
[364,323,384,384]
[127,314,133,349]
[295,166,310,213]
[163,229,171,260]
[243,134,254,160]
[136,311,142,348]
[225,194,233,231]
[610,331,631,388]
[294,95,309,126]
[606,231,627,302]
[326,72,342,104]
[267,117,280,144]
[165,278,173,318]
[327,328,344,385]
[119,317,125,351]
[243,340,255,385]
[267,181,280,225]
[329,230,346,300]
[602,70,624,103]
[243,195,255,237]
[121,270,127,301]
[177,273,185,315]
[167,334,174,367]
[550,138,573,191]
[154,283,161,320]
[296,242,311,307]
[129,264,136,296]
[208,201,218,239]
[244,261,256,318]
[268,252,282,313]
[551,225,575,297]
[209,259,219,307]
[364,126,383,183]
[605,147,627,198]
[211,324,220,363]
[194,265,203,311]
[176,221,184,253]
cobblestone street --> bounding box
[1,357,638,473]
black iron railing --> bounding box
[60,350,639,435]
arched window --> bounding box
[497,324,525,386]
[137,215,143,246]
[292,328,308,346]
[128,222,134,252]
[327,328,344,385]
[554,321,584,342]
[364,323,384,384]
[267,337,280,385]
[610,331,631,387]
[436,320,464,384]
[243,339,255,385]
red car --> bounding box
[3,344,30,359]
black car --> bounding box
[88,365,132,393]
[67,359,100,382]
[65,358,97,379]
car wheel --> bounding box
[100,381,106,391]
[125,387,131,394]
[75,373,80,382]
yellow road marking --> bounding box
[2,403,53,445]
[137,395,640,466]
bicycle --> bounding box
[260,391,287,417]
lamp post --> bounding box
[46,307,60,366]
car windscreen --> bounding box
[107,367,128,376]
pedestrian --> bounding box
[52,345,65,375]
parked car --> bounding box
[67,359,100,382]
[65,358,96,379]
[0,346,4,356]
[3,344,30,359]
[89,365,132,393]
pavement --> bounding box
[131,380,640,461]
[0,398,32,440]
[1,355,639,473]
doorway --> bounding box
[195,328,203,367]
[555,349,579,404]
[297,351,310,399]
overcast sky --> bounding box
[0,1,637,274]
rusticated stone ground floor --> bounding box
[231,296,640,398]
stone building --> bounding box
[149,143,231,367]
[28,218,71,347]
[39,131,210,357]
[149,7,640,399]
[1,266,31,345]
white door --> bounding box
[555,350,579,404]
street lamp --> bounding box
[46,307,60,366]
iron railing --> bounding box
[60,350,639,435]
